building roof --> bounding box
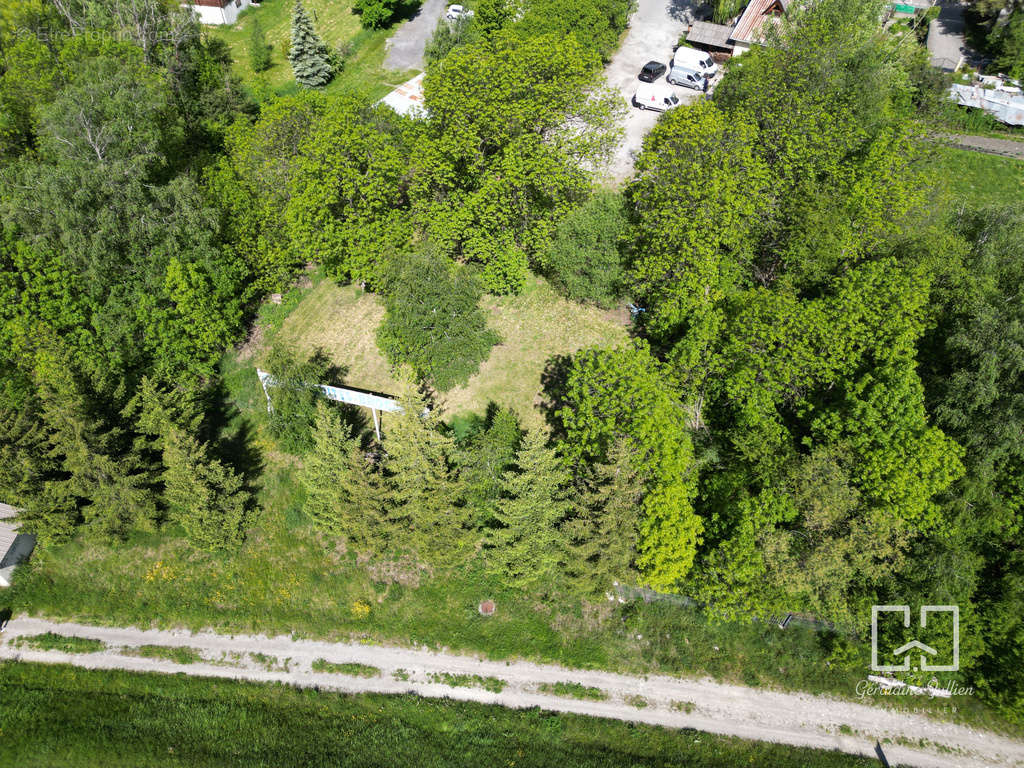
[378,73,428,119]
[686,21,736,49]
[0,503,18,520]
[731,0,790,45]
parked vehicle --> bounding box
[638,61,667,82]
[445,4,474,20]
[667,64,705,90]
[672,46,718,78]
[632,83,680,112]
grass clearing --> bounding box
[270,274,630,431]
[427,672,506,692]
[930,145,1024,208]
[312,659,380,677]
[206,0,417,99]
[11,633,105,654]
[122,645,204,665]
[0,662,881,767]
[538,681,608,701]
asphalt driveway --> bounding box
[384,0,447,71]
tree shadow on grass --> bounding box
[539,353,575,442]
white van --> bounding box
[672,46,718,78]
[667,65,705,90]
[632,83,680,112]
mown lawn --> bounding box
[0,662,881,768]
[269,273,631,431]
[206,0,419,99]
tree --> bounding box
[302,402,384,550]
[455,406,522,526]
[376,249,499,391]
[563,438,643,594]
[378,381,472,562]
[289,0,333,88]
[487,429,573,592]
[162,427,251,550]
[542,191,627,308]
[424,15,479,63]
[558,342,702,588]
[264,346,333,454]
[419,30,623,293]
[249,18,272,72]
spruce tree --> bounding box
[487,429,574,593]
[289,0,333,88]
[379,379,470,562]
[162,428,250,551]
[563,439,643,595]
[302,402,384,551]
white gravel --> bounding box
[3,617,1022,767]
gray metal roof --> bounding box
[686,21,736,49]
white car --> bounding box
[632,82,680,112]
[445,4,474,20]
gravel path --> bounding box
[383,0,446,71]
[600,0,707,184]
[3,617,1023,767]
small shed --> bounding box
[686,21,737,53]
[0,503,36,588]
[378,73,428,119]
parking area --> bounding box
[601,0,720,183]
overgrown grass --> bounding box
[122,645,204,665]
[4,510,1016,736]
[428,672,506,692]
[538,681,608,701]
[930,145,1024,208]
[206,0,417,99]
[11,633,105,654]
[1,662,882,767]
[312,659,380,677]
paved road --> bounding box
[600,0,707,184]
[928,1,967,72]
[4,617,1023,768]
[383,0,446,71]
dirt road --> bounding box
[3,617,1022,767]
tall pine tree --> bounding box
[302,402,384,551]
[487,429,573,593]
[289,0,333,88]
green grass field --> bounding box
[930,145,1024,208]
[0,662,881,768]
[268,273,630,431]
[206,0,418,99]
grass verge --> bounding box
[0,661,882,767]
[11,633,105,654]
[312,659,380,677]
[122,645,204,665]
[428,672,506,692]
[538,681,608,701]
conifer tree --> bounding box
[379,380,470,561]
[162,427,250,550]
[302,402,384,550]
[288,0,333,88]
[487,429,574,593]
[563,439,643,595]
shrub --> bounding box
[542,191,628,308]
[377,250,499,391]
[425,16,479,64]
